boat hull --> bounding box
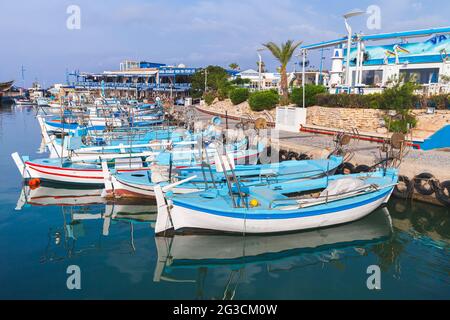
[168,189,393,234]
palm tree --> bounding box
[256,61,267,73]
[229,63,240,71]
[263,40,302,105]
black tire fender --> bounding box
[434,180,450,207]
[393,175,413,199]
[354,164,371,173]
[414,173,435,196]
[339,162,355,175]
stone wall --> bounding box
[306,106,386,133]
[306,106,450,138]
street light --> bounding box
[343,9,365,88]
[257,48,265,91]
[296,49,307,108]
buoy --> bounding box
[434,180,450,207]
[413,173,435,196]
[28,178,41,190]
[392,175,413,199]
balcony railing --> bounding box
[71,81,192,91]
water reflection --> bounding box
[15,183,449,299]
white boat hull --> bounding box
[167,191,392,234]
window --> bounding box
[400,68,439,84]
[352,70,383,86]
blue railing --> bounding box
[71,81,192,91]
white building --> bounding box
[302,27,450,95]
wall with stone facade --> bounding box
[306,106,450,139]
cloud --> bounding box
[1,0,449,86]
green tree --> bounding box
[263,40,302,105]
[229,63,240,70]
[190,66,229,98]
[291,85,327,107]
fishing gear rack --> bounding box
[215,140,248,209]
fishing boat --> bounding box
[154,168,398,234]
[0,80,14,92]
[11,138,263,186]
[14,98,35,105]
[36,97,51,107]
[102,156,343,199]
[153,207,393,286]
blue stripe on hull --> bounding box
[172,189,391,220]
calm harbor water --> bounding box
[0,105,449,300]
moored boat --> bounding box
[154,168,398,234]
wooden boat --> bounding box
[102,156,343,199]
[0,80,14,92]
[11,139,262,186]
[14,98,35,105]
[154,169,398,234]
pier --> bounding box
[193,103,450,207]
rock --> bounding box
[377,127,388,134]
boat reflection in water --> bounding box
[16,183,157,262]
[153,208,393,298]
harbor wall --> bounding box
[306,106,450,139]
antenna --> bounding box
[21,65,26,89]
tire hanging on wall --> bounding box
[279,150,289,162]
[338,162,355,175]
[287,152,298,161]
[413,173,435,196]
[298,153,310,160]
[393,175,413,199]
[434,180,450,207]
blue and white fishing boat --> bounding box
[11,137,262,186]
[36,97,51,107]
[102,156,343,199]
[154,168,398,234]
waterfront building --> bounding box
[301,27,450,95]
[68,60,198,99]
[234,69,328,91]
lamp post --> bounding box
[302,49,307,108]
[343,9,365,88]
[257,48,265,91]
[204,68,208,92]
[296,49,307,108]
[319,48,330,85]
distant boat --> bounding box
[14,98,35,106]
[0,80,14,92]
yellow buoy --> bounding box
[249,199,259,208]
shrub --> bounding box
[248,90,279,111]
[229,88,250,105]
[384,114,417,134]
[379,81,418,111]
[290,85,327,107]
[203,92,216,106]
[315,93,383,109]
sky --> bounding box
[1,0,449,87]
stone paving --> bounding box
[195,106,450,181]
